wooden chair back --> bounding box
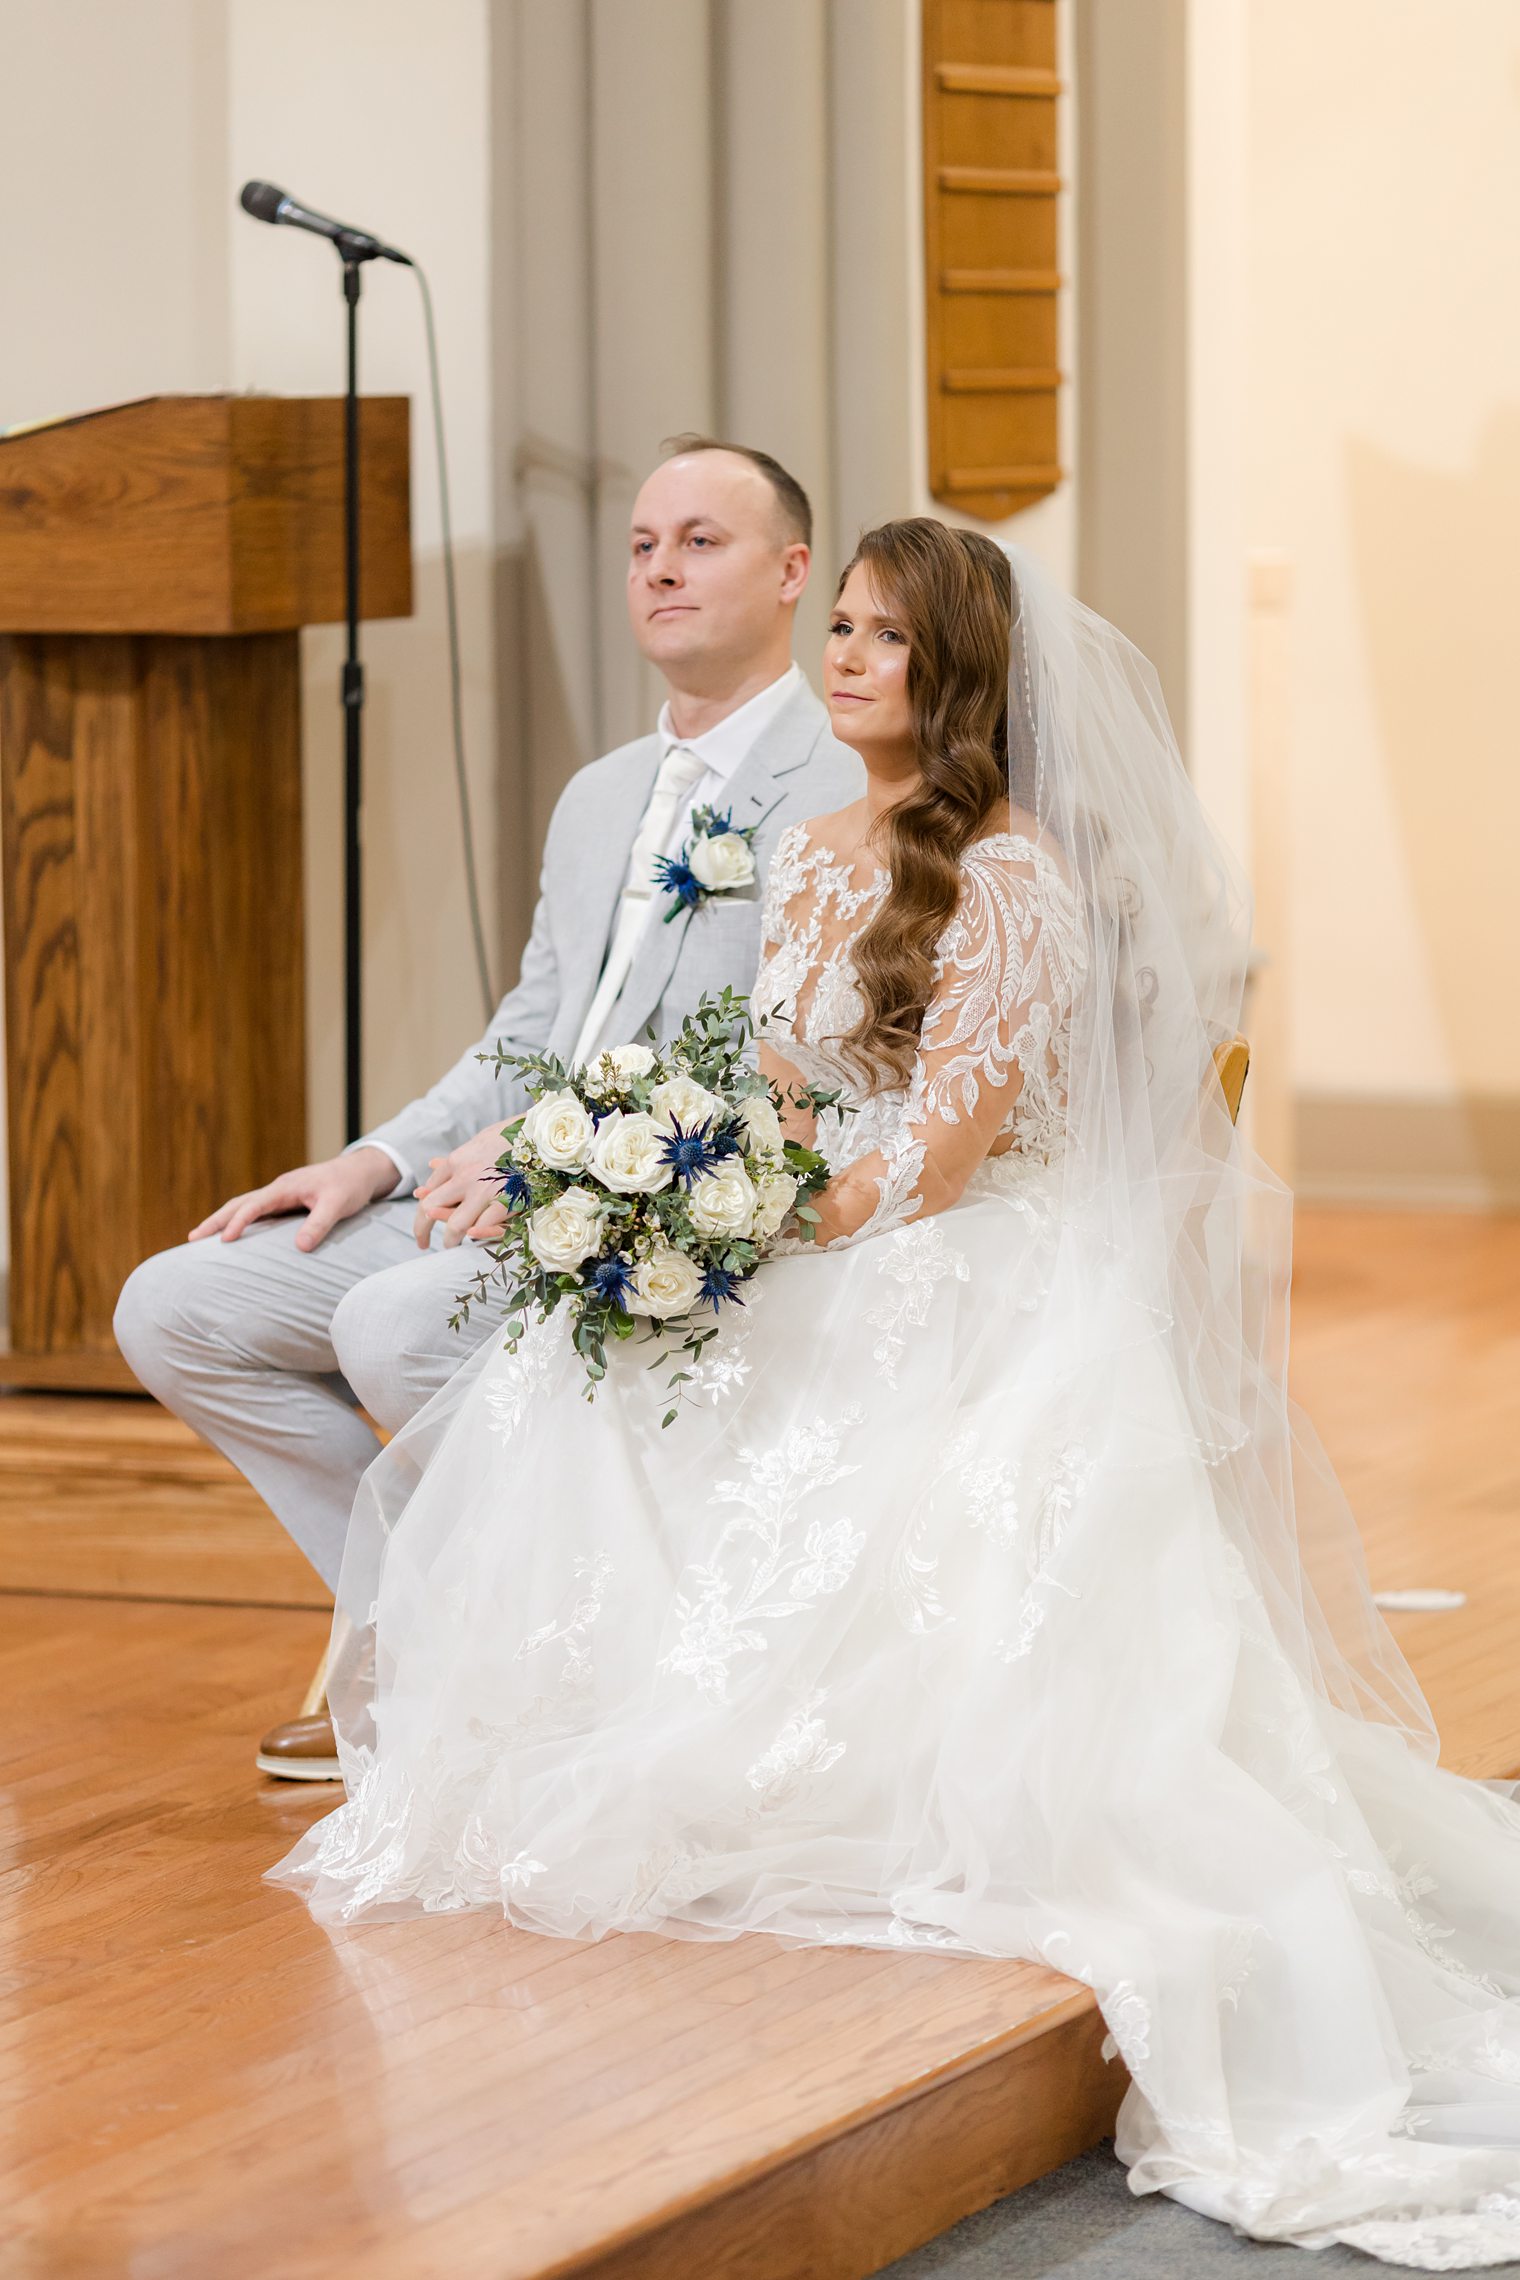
[1212,1034,1251,1126]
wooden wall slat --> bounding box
[924,0,1064,523]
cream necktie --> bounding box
[571,744,709,1069]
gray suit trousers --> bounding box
[113,1211,505,1592]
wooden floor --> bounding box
[1290,1208,1520,1777]
[1,1208,1517,2278]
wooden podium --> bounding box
[0,395,412,1391]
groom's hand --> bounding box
[413,1123,511,1249]
[188,1146,401,1252]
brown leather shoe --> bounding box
[256,1711,341,1781]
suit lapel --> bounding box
[606,682,827,1045]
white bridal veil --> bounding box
[1001,542,1437,1756]
[983,544,1520,2265]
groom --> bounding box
[115,437,861,1778]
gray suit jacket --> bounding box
[362,676,862,1188]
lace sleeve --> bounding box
[758,820,809,964]
[821,837,1082,1246]
[754,819,817,1144]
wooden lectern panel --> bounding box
[0,633,307,1370]
[0,392,412,1388]
[0,395,411,636]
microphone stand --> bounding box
[336,235,377,1144]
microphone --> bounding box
[239,180,412,265]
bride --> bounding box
[273,521,1520,2268]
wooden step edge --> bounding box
[549,1986,1118,2280]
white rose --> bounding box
[650,1073,723,1135]
[584,1041,657,1095]
[527,1186,604,1272]
[688,830,756,893]
[628,1240,706,1320]
[751,1171,799,1242]
[686,1161,757,1240]
[520,1088,594,1170]
[738,1093,784,1158]
[587,1109,673,1195]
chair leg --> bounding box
[298,1642,331,1719]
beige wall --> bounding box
[227,0,502,1161]
[0,0,504,1290]
[1248,0,1520,1201]
[0,0,233,1281]
[1076,0,1250,866]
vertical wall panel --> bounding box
[714,0,835,659]
[828,0,918,557]
[495,0,597,956]
[590,0,718,749]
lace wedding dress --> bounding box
[273,554,1520,2270]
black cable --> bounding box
[412,259,496,1019]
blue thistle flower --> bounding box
[498,1167,532,1212]
[660,1117,722,1189]
[585,1255,634,1311]
[698,1264,746,1314]
[651,854,703,916]
[707,1120,745,1160]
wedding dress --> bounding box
[273,550,1520,2269]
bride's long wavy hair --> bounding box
[839,519,1012,1093]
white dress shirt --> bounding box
[361,664,803,1196]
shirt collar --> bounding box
[656,662,802,784]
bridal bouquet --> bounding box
[452,990,837,1419]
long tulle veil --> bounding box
[1003,542,1435,1755]
[1000,544,1520,2262]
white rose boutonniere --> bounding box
[587,1109,673,1195]
[520,1088,594,1169]
[653,805,760,922]
[527,1186,604,1272]
[688,830,756,893]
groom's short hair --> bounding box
[660,434,812,549]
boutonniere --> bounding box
[652,805,759,923]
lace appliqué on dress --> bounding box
[1333,2197,1520,2272]
[658,1411,866,1701]
[482,1313,563,1442]
[867,1222,970,1386]
[745,1692,846,1812]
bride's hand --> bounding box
[413,1123,511,1248]
[799,1164,874,1248]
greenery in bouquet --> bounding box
[450,990,841,1422]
